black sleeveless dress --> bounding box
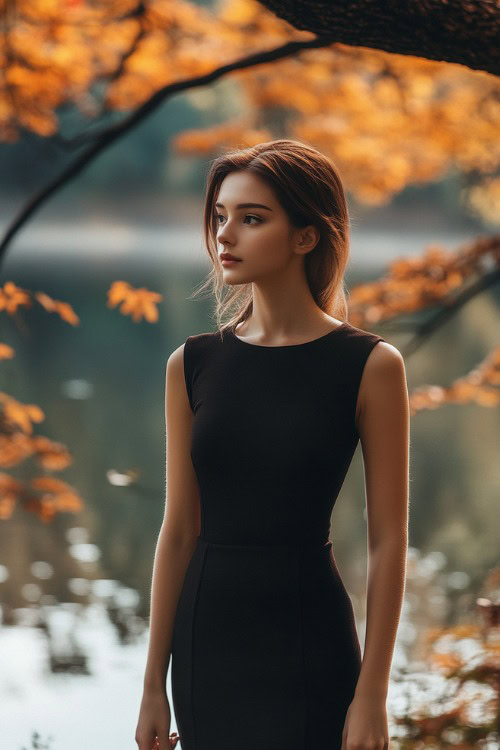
[171,321,385,750]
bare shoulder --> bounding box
[366,340,405,376]
[356,341,408,426]
[167,341,185,370]
[165,342,186,384]
[165,342,191,413]
[361,340,407,396]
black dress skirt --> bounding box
[171,322,385,750]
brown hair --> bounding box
[190,138,350,335]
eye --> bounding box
[215,214,262,225]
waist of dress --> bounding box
[197,534,332,553]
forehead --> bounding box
[216,171,277,209]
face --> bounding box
[214,171,318,285]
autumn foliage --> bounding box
[0,1,498,216]
[0,278,165,520]
[390,568,500,748]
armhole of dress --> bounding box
[183,336,195,414]
[354,335,386,434]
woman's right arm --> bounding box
[135,342,200,750]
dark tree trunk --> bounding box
[260,0,500,76]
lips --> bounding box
[220,253,242,261]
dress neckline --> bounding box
[229,321,350,349]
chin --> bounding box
[222,268,250,283]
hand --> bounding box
[341,694,390,750]
[135,689,180,750]
[152,733,180,749]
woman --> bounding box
[135,139,409,750]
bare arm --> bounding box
[354,341,410,701]
[142,343,201,693]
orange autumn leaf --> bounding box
[31,476,83,514]
[409,347,500,416]
[54,490,83,512]
[0,343,15,359]
[30,435,73,471]
[30,475,75,493]
[0,471,84,521]
[107,280,163,323]
[24,487,83,522]
[0,493,17,520]
[0,281,32,313]
[0,472,23,493]
[0,392,45,434]
[0,432,35,468]
[34,291,80,325]
[0,472,23,518]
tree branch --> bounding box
[260,0,500,76]
[0,34,334,272]
[398,267,500,358]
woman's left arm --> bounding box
[343,341,410,749]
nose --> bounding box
[216,217,235,245]
[217,228,230,245]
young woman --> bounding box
[135,139,409,750]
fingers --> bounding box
[134,729,174,750]
[150,731,180,750]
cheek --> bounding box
[249,225,291,265]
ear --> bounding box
[295,225,320,255]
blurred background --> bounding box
[0,1,499,748]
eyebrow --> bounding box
[215,202,273,211]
